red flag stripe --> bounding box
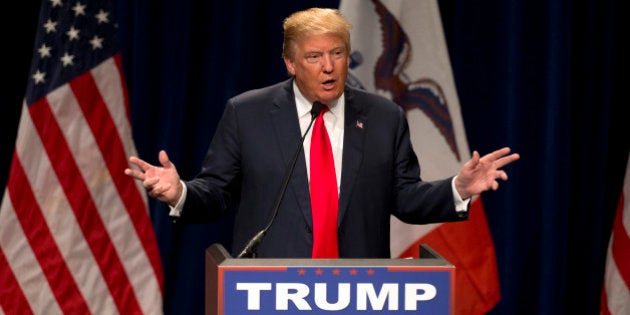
[71,60,163,294]
[0,223,35,315]
[602,231,630,315]
[19,95,126,313]
[7,154,91,314]
[46,57,162,312]
[110,54,142,157]
[28,97,143,314]
[87,56,164,293]
[2,104,112,314]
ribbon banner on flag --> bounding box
[339,0,501,313]
[0,0,163,314]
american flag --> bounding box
[601,154,630,315]
[0,0,163,314]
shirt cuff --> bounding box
[168,180,187,217]
[452,176,471,212]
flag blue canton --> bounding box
[26,0,118,105]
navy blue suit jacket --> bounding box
[179,79,468,258]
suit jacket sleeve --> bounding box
[391,105,467,223]
[178,99,241,223]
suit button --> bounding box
[306,225,312,233]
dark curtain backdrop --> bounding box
[2,0,626,314]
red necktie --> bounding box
[309,106,339,258]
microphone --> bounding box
[237,101,325,258]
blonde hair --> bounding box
[282,8,352,59]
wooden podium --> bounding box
[205,243,455,314]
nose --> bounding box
[322,54,334,73]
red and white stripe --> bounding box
[0,54,163,314]
[601,155,630,315]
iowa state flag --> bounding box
[339,0,501,313]
[0,0,163,313]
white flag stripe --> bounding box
[89,62,162,313]
[92,58,148,207]
[13,100,118,314]
[49,81,138,263]
[0,192,63,315]
[604,241,630,314]
[48,78,161,314]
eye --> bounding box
[331,48,346,59]
[306,53,321,64]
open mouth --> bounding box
[322,79,335,89]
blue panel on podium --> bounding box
[206,244,454,315]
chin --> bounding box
[319,92,343,104]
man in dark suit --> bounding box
[125,8,519,259]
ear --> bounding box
[283,56,296,76]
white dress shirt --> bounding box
[294,82,344,193]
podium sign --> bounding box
[206,244,454,314]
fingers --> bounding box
[481,147,511,162]
[125,155,156,181]
[159,150,173,168]
[128,156,153,172]
[126,150,174,177]
[143,176,159,188]
[125,151,179,202]
[491,180,499,191]
[465,150,481,169]
[124,168,145,181]
[479,147,519,168]
[150,185,172,198]
[496,170,508,181]
[145,178,172,198]
[125,153,163,183]
[472,150,480,162]
[493,153,520,169]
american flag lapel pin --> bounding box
[356,120,364,129]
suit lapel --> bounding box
[338,89,366,224]
[269,80,313,228]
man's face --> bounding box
[283,34,349,105]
